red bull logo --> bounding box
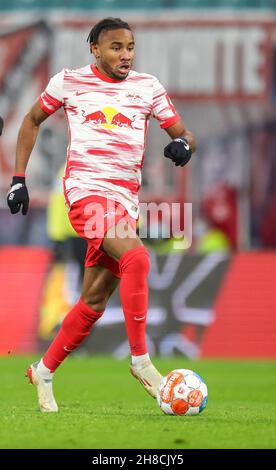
[82,106,134,129]
[82,110,107,125]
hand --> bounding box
[164,137,192,167]
[7,176,29,215]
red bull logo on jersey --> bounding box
[82,106,135,129]
[125,90,142,104]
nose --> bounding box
[120,48,132,61]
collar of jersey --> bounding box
[91,64,125,83]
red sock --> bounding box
[42,297,103,372]
[119,246,150,356]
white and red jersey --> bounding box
[39,64,181,218]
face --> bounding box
[91,28,135,80]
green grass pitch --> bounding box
[0,355,276,449]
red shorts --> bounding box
[68,195,137,278]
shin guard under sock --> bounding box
[119,246,150,356]
[42,297,103,372]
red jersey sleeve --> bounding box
[151,76,181,129]
[39,70,64,115]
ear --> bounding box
[91,43,100,59]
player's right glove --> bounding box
[7,175,29,215]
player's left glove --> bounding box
[164,137,192,167]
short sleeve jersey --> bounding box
[40,64,181,218]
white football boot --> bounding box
[130,360,163,398]
[26,362,58,412]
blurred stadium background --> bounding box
[0,0,276,361]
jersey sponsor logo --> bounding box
[82,106,135,129]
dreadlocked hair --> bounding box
[87,17,132,44]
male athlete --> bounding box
[7,18,196,412]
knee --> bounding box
[119,246,150,276]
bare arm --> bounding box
[14,100,50,174]
[165,119,197,153]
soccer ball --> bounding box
[156,369,208,416]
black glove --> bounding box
[7,175,29,215]
[0,116,3,136]
[164,137,192,167]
